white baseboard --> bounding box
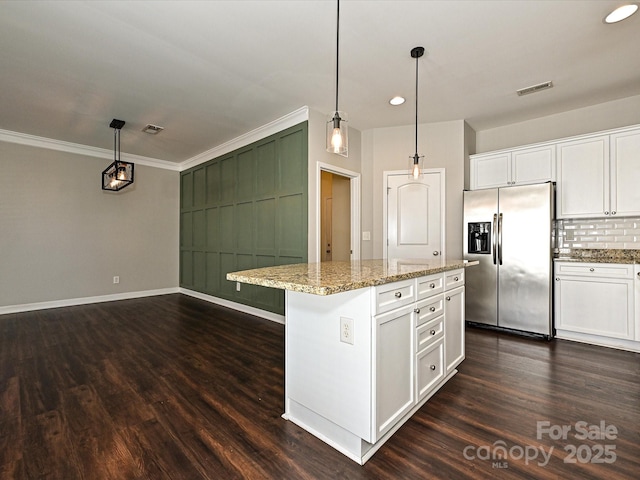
[179,288,285,324]
[0,288,180,315]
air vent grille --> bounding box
[517,81,553,96]
[142,124,164,134]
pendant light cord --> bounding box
[335,0,340,113]
[414,50,418,156]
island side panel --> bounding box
[285,288,373,441]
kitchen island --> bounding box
[227,259,478,464]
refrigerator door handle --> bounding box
[492,213,498,265]
[498,213,503,265]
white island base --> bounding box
[282,269,466,464]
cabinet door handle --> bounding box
[612,211,616,215]
[446,296,451,301]
[433,251,440,256]
[454,276,459,281]
[637,272,640,278]
[395,292,402,298]
[555,277,560,281]
[430,306,436,312]
[430,329,436,335]
[430,365,436,371]
[414,308,421,314]
[604,211,609,215]
[430,283,436,289]
[589,268,595,272]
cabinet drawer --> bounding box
[415,295,444,327]
[555,262,633,279]
[416,316,444,352]
[445,269,464,289]
[417,274,444,300]
[375,279,416,315]
[416,338,444,401]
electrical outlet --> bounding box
[340,317,354,345]
[113,276,120,284]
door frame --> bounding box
[317,162,361,262]
[382,168,446,260]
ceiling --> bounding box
[1,0,639,164]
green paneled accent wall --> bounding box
[180,122,308,315]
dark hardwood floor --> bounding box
[1,294,638,479]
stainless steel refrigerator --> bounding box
[463,182,554,337]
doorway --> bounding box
[317,163,361,262]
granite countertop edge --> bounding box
[554,248,640,264]
[227,259,479,296]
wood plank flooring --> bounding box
[1,294,638,479]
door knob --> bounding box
[433,251,440,256]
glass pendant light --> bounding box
[409,47,424,179]
[326,0,348,157]
[102,119,134,191]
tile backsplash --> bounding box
[556,216,640,249]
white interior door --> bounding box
[387,173,441,259]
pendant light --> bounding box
[326,0,348,157]
[102,119,134,191]
[409,46,425,179]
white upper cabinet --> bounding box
[611,128,640,217]
[556,135,610,219]
[556,127,640,219]
[470,145,555,190]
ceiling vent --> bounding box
[142,124,164,135]
[517,81,553,96]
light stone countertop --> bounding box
[555,249,640,264]
[227,259,478,296]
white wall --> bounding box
[308,108,362,262]
[0,141,179,309]
[362,120,467,260]
[476,94,640,153]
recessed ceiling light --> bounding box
[389,96,405,106]
[142,124,164,135]
[604,4,638,23]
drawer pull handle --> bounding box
[430,329,436,335]
[414,308,420,314]
[430,306,436,312]
[589,268,594,272]
[430,365,436,371]
[395,292,402,298]
[430,283,436,289]
[454,276,459,281]
[556,277,559,281]
[446,296,451,301]
[612,211,616,215]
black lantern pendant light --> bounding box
[102,119,134,191]
[326,0,348,157]
[409,46,425,179]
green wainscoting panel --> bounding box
[179,121,308,315]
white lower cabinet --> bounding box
[375,305,414,438]
[284,268,468,464]
[554,261,638,352]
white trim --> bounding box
[179,288,285,324]
[0,128,179,171]
[0,288,180,315]
[316,162,361,262]
[382,168,446,259]
[179,106,310,171]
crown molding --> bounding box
[0,128,181,171]
[179,106,309,171]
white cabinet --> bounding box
[556,135,610,218]
[444,284,465,373]
[556,127,640,219]
[283,268,469,464]
[375,305,414,438]
[554,261,638,351]
[611,129,640,217]
[470,145,555,190]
